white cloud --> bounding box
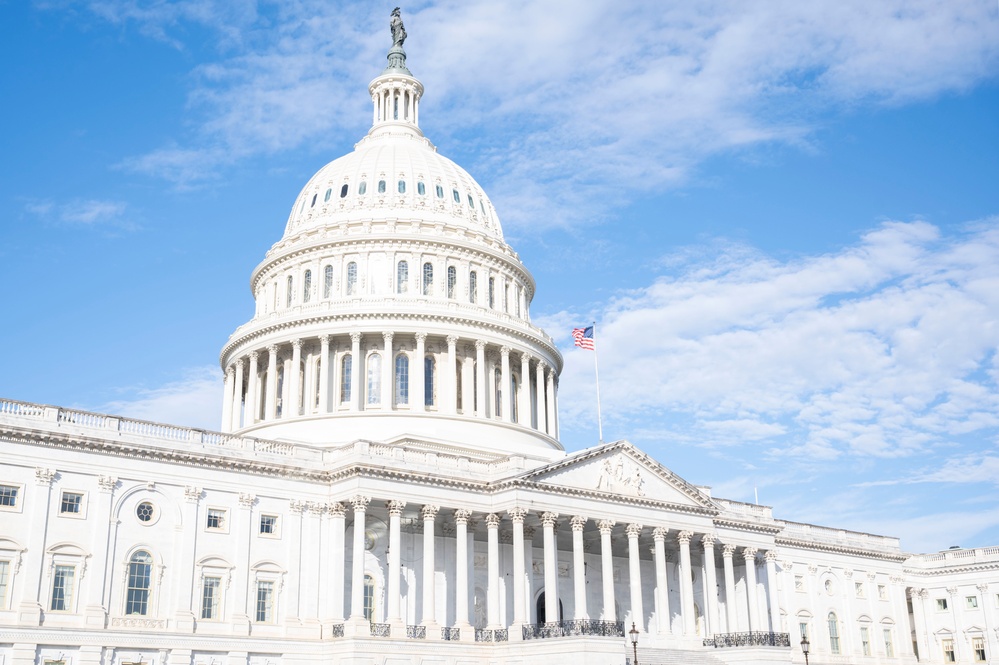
[25,198,134,230]
[96,366,223,431]
[66,1,999,226]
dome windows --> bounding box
[447,266,456,299]
[435,185,444,199]
[467,194,474,208]
[346,262,358,296]
[303,270,312,303]
[488,277,495,308]
[378,180,386,194]
[452,189,460,204]
[469,271,478,304]
[311,194,317,207]
[422,262,433,296]
[323,266,333,299]
[397,261,409,294]
[367,353,382,405]
[417,181,426,196]
[398,180,406,194]
[340,184,349,198]
[395,355,409,405]
[324,188,332,203]
[424,356,435,407]
[340,355,352,403]
[359,181,367,195]
[286,276,294,307]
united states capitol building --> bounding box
[2,12,997,665]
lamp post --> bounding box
[801,636,810,665]
[629,622,639,665]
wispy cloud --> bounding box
[25,198,135,230]
[62,1,999,227]
[95,366,223,431]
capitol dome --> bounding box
[218,35,563,458]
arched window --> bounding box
[397,180,406,194]
[435,184,444,199]
[378,180,386,194]
[469,271,477,304]
[395,354,409,404]
[340,355,352,403]
[324,188,332,202]
[310,193,317,207]
[303,270,312,303]
[286,275,294,307]
[323,265,333,299]
[358,181,367,195]
[340,184,349,198]
[488,277,495,308]
[504,284,509,312]
[516,286,522,317]
[494,367,502,418]
[452,189,461,203]
[367,353,381,405]
[417,181,426,196]
[828,612,840,654]
[424,356,435,407]
[346,262,357,295]
[363,574,376,622]
[447,266,456,299]
[511,375,518,422]
[125,551,153,615]
[422,262,433,296]
[397,261,409,293]
[467,194,474,208]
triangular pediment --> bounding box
[520,441,717,510]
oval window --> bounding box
[311,193,317,207]
[398,180,406,194]
[435,184,444,198]
[417,181,426,195]
[324,188,332,202]
[378,180,386,194]
[340,184,349,198]
[452,189,460,203]
[359,181,367,195]
[467,194,474,208]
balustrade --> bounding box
[522,620,625,640]
[703,632,791,648]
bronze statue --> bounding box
[390,8,407,48]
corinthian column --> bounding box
[475,340,487,418]
[349,332,361,411]
[535,361,547,433]
[266,344,278,420]
[627,523,644,630]
[329,502,346,621]
[486,513,501,628]
[318,334,330,413]
[414,332,427,410]
[702,534,718,636]
[387,500,404,626]
[678,531,695,636]
[348,495,370,623]
[519,353,531,425]
[743,548,760,631]
[454,509,473,628]
[231,359,244,429]
[290,338,302,417]
[765,550,781,633]
[509,508,529,625]
[542,512,560,623]
[546,369,557,437]
[382,332,394,407]
[653,527,671,634]
[571,516,588,620]
[246,351,259,423]
[222,366,234,431]
[446,334,458,414]
[598,519,616,621]
[500,346,512,422]
[722,544,738,632]
[422,504,440,627]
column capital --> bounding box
[977,582,990,592]
[382,331,394,344]
[764,549,780,563]
[97,475,118,493]
[234,358,244,370]
[292,338,303,351]
[626,523,643,538]
[722,543,737,557]
[507,507,528,523]
[320,334,331,345]
[184,486,202,503]
[537,361,548,372]
[652,526,668,541]
[597,519,615,534]
[454,508,472,525]
[446,334,459,346]
[327,501,346,518]
[486,513,501,528]
[350,495,370,511]
[421,504,440,520]
[677,530,693,545]
[541,511,559,528]
[225,366,235,378]
[249,350,259,361]
[34,467,55,486]
[570,515,587,531]
[475,339,487,351]
[267,344,279,355]
[290,499,307,514]
[742,546,758,561]
[523,525,537,538]
[349,332,362,344]
[701,533,716,548]
[415,332,428,343]
[500,345,511,357]
[387,500,406,516]
[522,352,534,363]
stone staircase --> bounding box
[632,647,729,665]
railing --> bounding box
[370,622,391,637]
[522,620,625,640]
[442,626,461,641]
[407,625,426,639]
[0,399,45,417]
[475,628,508,642]
[329,623,344,638]
[703,632,791,648]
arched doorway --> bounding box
[536,592,564,623]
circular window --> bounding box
[136,501,156,524]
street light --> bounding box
[630,622,639,665]
[800,636,810,665]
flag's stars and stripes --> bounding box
[572,326,595,350]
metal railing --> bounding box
[329,623,344,638]
[407,624,426,639]
[442,626,461,641]
[370,622,391,637]
[703,632,791,648]
[522,620,625,640]
[475,628,509,642]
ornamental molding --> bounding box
[776,537,907,563]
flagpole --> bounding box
[592,321,604,443]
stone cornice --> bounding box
[904,562,999,577]
[506,479,717,517]
[776,537,907,563]
[713,518,784,535]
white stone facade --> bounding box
[2,17,998,665]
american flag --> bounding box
[572,326,595,350]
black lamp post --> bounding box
[801,636,810,665]
[630,622,639,665]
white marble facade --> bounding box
[2,15,998,665]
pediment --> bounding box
[520,441,717,510]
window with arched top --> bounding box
[367,353,381,405]
[488,277,495,308]
[323,265,333,299]
[452,189,461,203]
[469,271,478,304]
[125,551,153,615]
[346,262,357,296]
[435,184,444,199]
[358,181,367,195]
[340,355,352,403]
[424,356,435,407]
[395,354,409,405]
[447,266,456,299]
[422,262,433,296]
[324,188,332,202]
[286,275,294,307]
[378,180,386,194]
[493,368,502,418]
[340,184,349,198]
[828,612,840,654]
[363,574,376,622]
[397,261,409,294]
[417,181,425,196]
[397,180,406,194]
[310,193,317,207]
[511,375,518,422]
[303,270,312,303]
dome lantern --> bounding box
[368,8,423,136]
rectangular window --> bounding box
[967,595,979,609]
[799,622,809,641]
[201,576,221,620]
[255,580,274,623]
[884,629,894,658]
[50,565,75,611]
[855,581,866,598]
[0,560,10,609]
[943,638,955,663]
[937,598,949,611]
[60,491,83,514]
[259,514,278,535]
[0,484,18,508]
[861,627,871,656]
[206,508,227,531]
[878,584,887,600]
[795,575,804,592]
[973,636,986,662]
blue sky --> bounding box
[2,0,998,553]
